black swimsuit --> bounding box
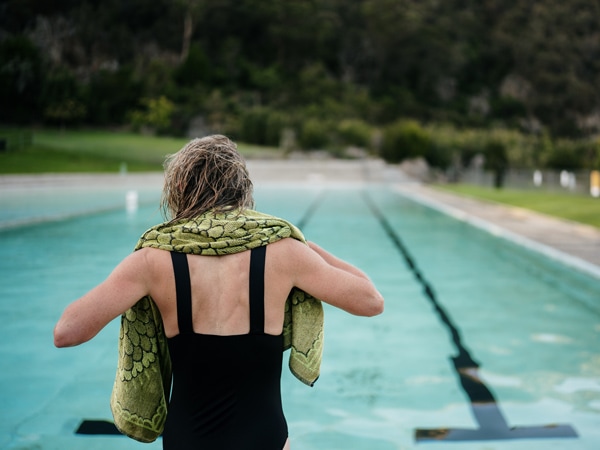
[163,247,288,450]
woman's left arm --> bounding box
[54,250,150,348]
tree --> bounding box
[1,0,599,139]
[129,96,175,133]
[177,0,205,62]
[493,0,600,136]
[0,36,43,123]
[484,140,509,189]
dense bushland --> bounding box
[1,0,599,171]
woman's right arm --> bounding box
[53,249,152,348]
[307,241,372,280]
[286,239,384,317]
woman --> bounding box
[54,135,384,449]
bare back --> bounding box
[54,235,382,349]
[144,240,293,338]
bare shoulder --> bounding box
[132,247,172,269]
[265,238,312,267]
[116,248,175,293]
[267,238,384,317]
[267,237,306,253]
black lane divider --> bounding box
[362,192,578,442]
[296,190,327,229]
[76,190,328,436]
[76,419,120,435]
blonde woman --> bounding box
[54,135,383,450]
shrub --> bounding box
[484,140,509,188]
[425,124,540,170]
[293,63,340,106]
[546,139,585,171]
[41,69,84,125]
[239,107,289,147]
[129,96,176,133]
[336,119,372,148]
[240,108,269,145]
[265,111,289,147]
[298,118,331,150]
[247,64,283,98]
[593,138,600,170]
[423,142,454,170]
[380,120,431,163]
[44,99,87,125]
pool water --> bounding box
[0,182,599,449]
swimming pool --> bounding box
[0,180,599,449]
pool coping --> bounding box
[2,167,599,280]
[394,183,600,280]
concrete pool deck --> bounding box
[1,159,599,279]
[394,183,600,280]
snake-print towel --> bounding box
[110,210,324,442]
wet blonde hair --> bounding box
[161,135,254,220]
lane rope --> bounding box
[362,191,577,442]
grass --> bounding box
[0,128,283,174]
[0,143,158,173]
[1,127,598,229]
[436,183,600,229]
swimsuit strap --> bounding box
[170,247,266,336]
[170,252,194,335]
[249,245,266,335]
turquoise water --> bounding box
[0,182,599,449]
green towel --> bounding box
[110,210,324,442]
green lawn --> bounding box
[2,128,598,229]
[0,128,283,174]
[436,184,600,229]
[0,143,162,173]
